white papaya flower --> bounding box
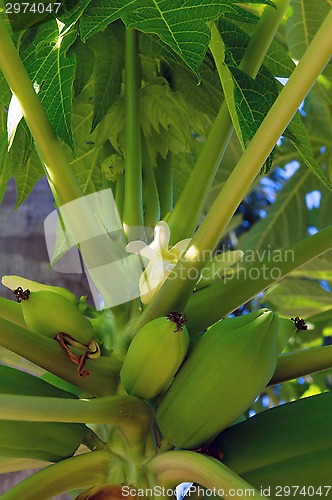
[126,221,190,304]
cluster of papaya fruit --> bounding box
[3,273,329,500]
[121,308,297,448]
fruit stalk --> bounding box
[0,296,26,328]
[167,0,290,244]
[132,12,332,329]
[147,450,267,499]
[0,316,120,396]
[0,20,132,305]
[269,343,332,386]
[0,450,112,500]
[185,224,332,334]
[123,27,144,237]
[0,394,152,439]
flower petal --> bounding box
[172,238,191,256]
[126,241,158,261]
[151,221,170,253]
[139,262,174,305]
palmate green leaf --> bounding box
[290,250,332,281]
[19,19,77,148]
[218,18,296,77]
[303,85,332,148]
[105,96,126,155]
[217,18,330,185]
[221,74,329,188]
[14,148,44,207]
[238,165,316,251]
[262,278,332,319]
[79,0,274,76]
[67,38,95,97]
[219,49,278,171]
[66,84,117,194]
[0,121,43,206]
[139,32,223,117]
[57,0,93,27]
[0,131,11,204]
[140,81,206,156]
[86,22,125,131]
[286,108,332,190]
[105,75,211,163]
[160,57,223,118]
[285,0,331,62]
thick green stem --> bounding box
[155,154,173,219]
[0,17,82,204]
[185,225,332,333]
[239,0,290,75]
[142,133,160,229]
[0,297,26,328]
[187,10,332,257]
[123,28,144,237]
[115,176,124,221]
[167,0,290,244]
[0,394,152,444]
[0,317,121,396]
[167,103,233,244]
[0,451,111,500]
[147,450,266,499]
[0,16,130,302]
[131,11,332,329]
[269,344,332,386]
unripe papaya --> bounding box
[120,312,189,399]
[156,309,279,449]
[14,288,94,345]
[2,275,78,304]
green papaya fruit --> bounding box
[120,312,189,399]
[156,309,279,449]
[2,275,78,304]
[13,288,94,345]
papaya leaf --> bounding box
[238,166,315,251]
[68,94,116,194]
[263,278,332,319]
[302,85,332,148]
[86,23,125,131]
[139,32,223,117]
[67,38,95,97]
[290,250,332,281]
[80,0,275,77]
[18,19,77,148]
[57,0,93,27]
[286,108,332,190]
[14,147,44,208]
[285,0,331,62]
[219,48,278,171]
[217,18,296,77]
[0,131,12,204]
